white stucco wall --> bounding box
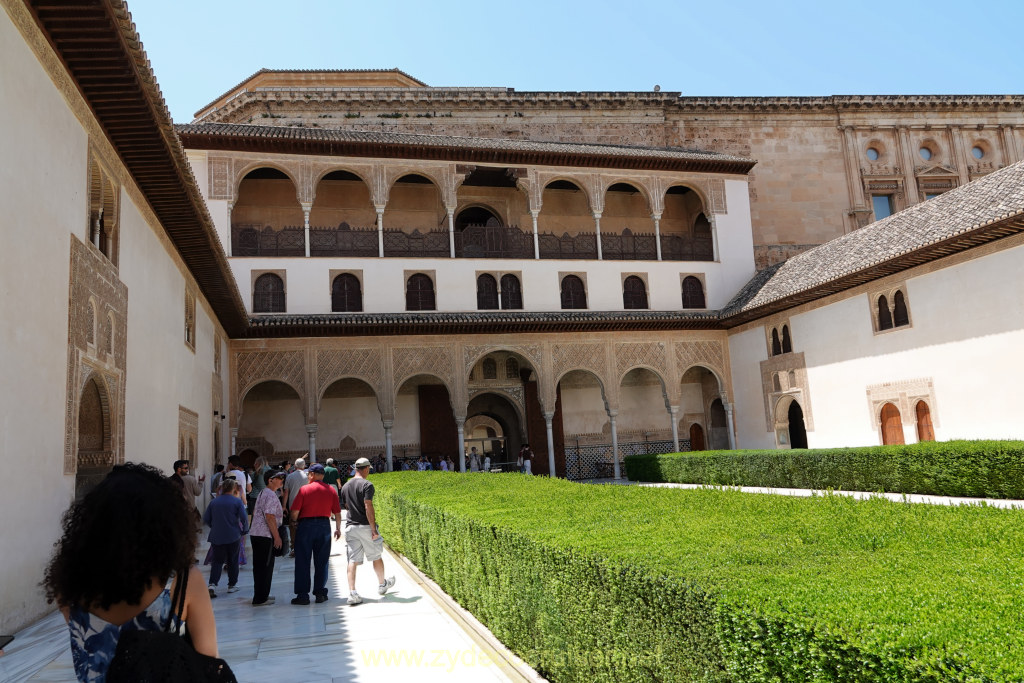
[730,241,1024,449]
[0,10,229,633]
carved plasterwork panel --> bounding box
[866,378,938,428]
[674,340,727,392]
[316,347,384,402]
[462,343,543,377]
[552,342,608,386]
[178,406,199,465]
[392,345,455,391]
[64,236,128,474]
[614,342,669,385]
[236,350,307,417]
[208,157,232,200]
[759,352,813,433]
[707,178,727,214]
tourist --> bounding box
[209,463,225,497]
[283,457,308,558]
[523,443,534,475]
[439,457,449,472]
[340,458,395,605]
[250,470,286,606]
[469,447,481,472]
[248,456,270,518]
[483,452,491,472]
[203,478,249,598]
[323,458,342,497]
[43,463,218,681]
[517,446,525,473]
[417,455,428,471]
[225,455,251,500]
[168,459,204,527]
[289,464,342,605]
[445,455,456,472]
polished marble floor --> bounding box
[1,532,524,683]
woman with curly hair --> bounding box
[43,462,217,682]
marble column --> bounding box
[225,203,233,256]
[669,406,680,452]
[531,210,540,259]
[306,424,318,463]
[302,204,312,257]
[447,209,456,258]
[375,206,386,257]
[593,212,603,260]
[609,412,621,480]
[383,420,394,472]
[230,428,238,457]
[652,213,663,260]
[456,417,466,473]
[724,402,736,450]
[543,411,556,477]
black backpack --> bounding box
[106,567,237,682]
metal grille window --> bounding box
[506,358,520,380]
[500,274,523,310]
[483,358,497,379]
[253,273,285,313]
[476,274,499,310]
[560,275,587,309]
[406,273,436,311]
[622,276,648,309]
[681,276,705,309]
[331,273,362,312]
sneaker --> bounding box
[378,576,396,596]
[253,596,275,606]
[291,596,310,605]
[208,584,217,598]
[227,585,239,594]
[315,594,328,604]
[348,591,362,605]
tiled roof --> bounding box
[722,160,1024,322]
[176,123,755,173]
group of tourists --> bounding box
[396,443,537,473]
[42,454,395,681]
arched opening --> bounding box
[383,174,447,257]
[708,398,729,450]
[331,273,362,312]
[680,366,726,450]
[622,276,648,309]
[455,205,502,229]
[681,276,705,309]
[238,380,305,457]
[253,273,285,313]
[880,402,904,445]
[878,295,893,331]
[233,167,303,256]
[395,374,455,468]
[560,275,587,309]
[602,182,656,260]
[455,167,532,258]
[618,367,672,456]
[558,369,607,479]
[476,274,499,310]
[237,448,259,470]
[688,423,705,451]
[916,401,935,442]
[772,374,782,392]
[787,401,808,449]
[76,376,111,500]
[661,185,712,261]
[771,328,782,356]
[500,273,523,310]
[317,377,381,465]
[406,273,436,311]
[465,393,523,471]
[310,170,376,256]
[538,180,596,259]
[893,290,910,327]
[781,325,792,353]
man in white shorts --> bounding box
[340,457,395,605]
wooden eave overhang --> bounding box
[26,0,249,336]
[176,128,757,175]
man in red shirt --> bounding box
[288,463,341,604]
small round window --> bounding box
[971,146,985,159]
[919,147,932,161]
[866,147,880,161]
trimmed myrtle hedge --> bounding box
[374,472,1024,682]
[624,440,1024,498]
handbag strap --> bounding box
[166,565,189,633]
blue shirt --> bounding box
[202,494,249,544]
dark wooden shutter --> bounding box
[878,295,893,330]
[406,273,435,311]
[881,402,904,445]
[331,273,362,312]
[622,276,648,309]
[253,273,285,313]
[560,275,587,309]
[915,401,935,442]
[682,276,705,309]
[500,274,523,310]
[893,291,909,327]
[476,274,498,310]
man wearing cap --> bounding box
[289,463,342,605]
[340,457,395,605]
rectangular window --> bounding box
[872,195,894,221]
[925,193,941,200]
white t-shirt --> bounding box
[226,469,250,493]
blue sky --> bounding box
[126,0,1024,123]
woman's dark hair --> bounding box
[43,462,197,610]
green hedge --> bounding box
[374,472,1024,682]
[624,440,1024,498]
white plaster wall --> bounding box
[391,393,421,445]
[318,396,386,449]
[560,384,607,434]
[715,179,757,298]
[617,382,672,433]
[238,398,307,452]
[728,327,778,450]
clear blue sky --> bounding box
[126,0,1024,123]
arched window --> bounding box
[771,328,782,356]
[781,325,792,353]
[893,290,909,327]
[505,358,520,380]
[772,374,782,392]
[681,276,705,309]
[622,276,648,309]
[476,274,499,310]
[482,358,497,380]
[253,273,286,313]
[878,295,893,330]
[406,273,435,311]
[86,301,96,345]
[880,402,904,445]
[916,401,935,442]
[500,274,523,310]
[560,275,587,309]
[331,273,363,312]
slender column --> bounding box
[593,212,603,260]
[897,126,921,205]
[306,424,318,463]
[302,204,312,257]
[225,203,233,256]
[375,206,386,257]
[91,212,102,248]
[1001,125,1020,164]
[383,420,394,472]
[543,411,556,477]
[609,412,621,480]
[669,406,680,452]
[724,402,736,450]
[456,418,466,473]
[530,210,540,259]
[230,428,238,457]
[447,208,456,258]
[652,213,663,260]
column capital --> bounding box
[230,428,239,437]
[668,405,679,415]
[606,410,618,419]
[305,424,318,435]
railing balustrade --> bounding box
[660,234,714,261]
[454,224,533,259]
[310,223,378,257]
[382,228,449,258]
[600,228,658,260]
[538,232,598,260]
